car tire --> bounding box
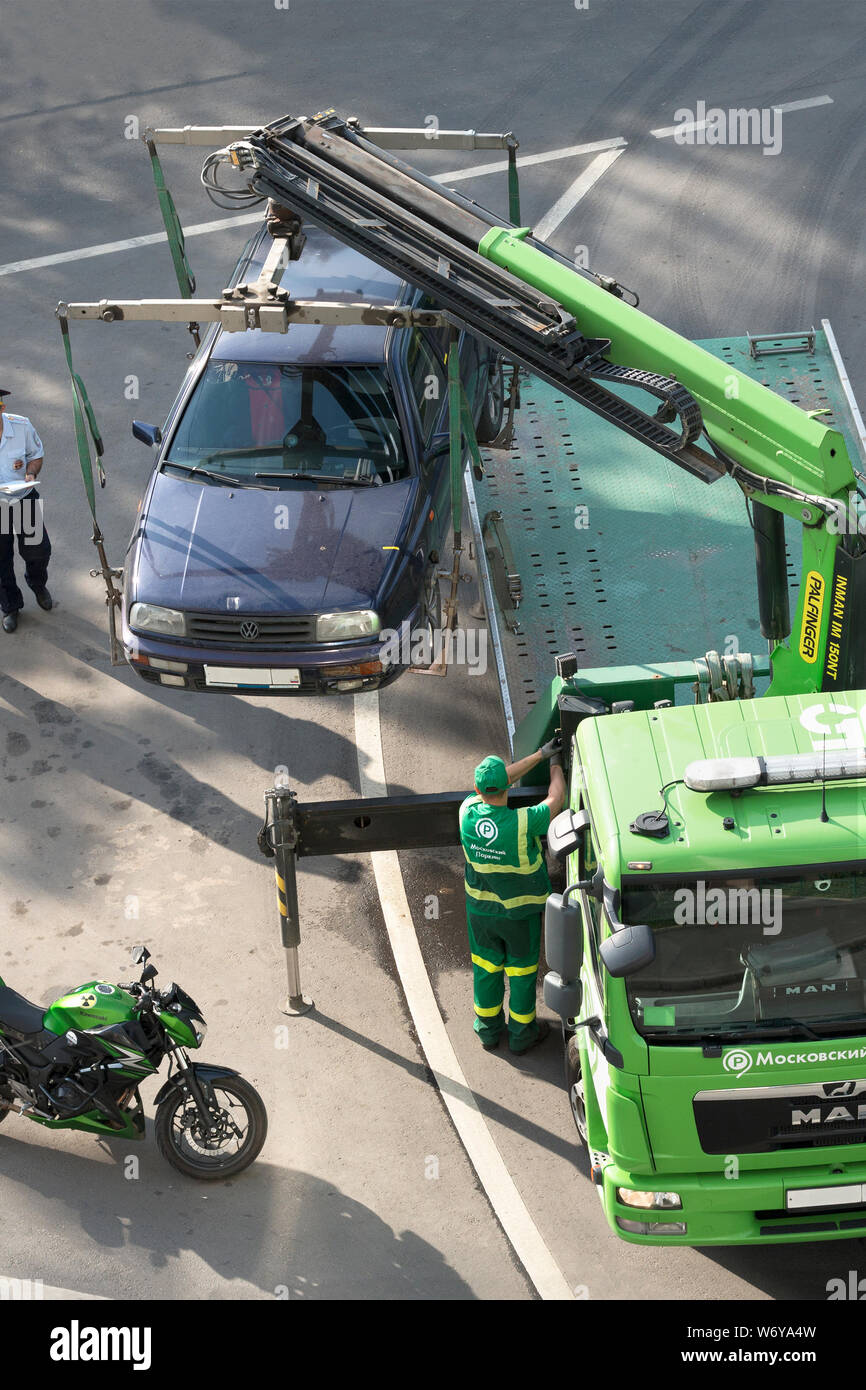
[414,563,443,668]
[476,357,505,444]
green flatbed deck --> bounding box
[467,324,866,742]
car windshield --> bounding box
[622,868,866,1041]
[165,360,409,485]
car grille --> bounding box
[185,612,317,646]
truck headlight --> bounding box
[617,1189,682,1210]
[315,610,380,642]
[129,602,186,636]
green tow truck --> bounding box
[62,113,866,1245]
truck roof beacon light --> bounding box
[684,749,866,792]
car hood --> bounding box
[131,473,416,613]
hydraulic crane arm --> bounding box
[223,111,864,695]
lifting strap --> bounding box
[144,137,201,346]
[57,314,124,664]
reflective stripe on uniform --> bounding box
[509,1007,537,1024]
[465,882,549,910]
[474,1002,503,1017]
[505,960,539,977]
[471,953,504,974]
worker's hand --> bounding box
[539,732,562,759]
[549,752,563,770]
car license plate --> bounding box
[204,666,301,689]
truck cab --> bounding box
[546,689,866,1244]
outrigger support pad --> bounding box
[259,782,314,1016]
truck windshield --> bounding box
[166,360,409,484]
[622,867,866,1041]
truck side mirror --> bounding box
[547,808,589,862]
[543,890,584,1024]
[132,421,162,447]
[544,892,583,979]
[600,924,655,978]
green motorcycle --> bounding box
[0,946,267,1178]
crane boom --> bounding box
[228,110,864,695]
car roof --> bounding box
[210,222,405,366]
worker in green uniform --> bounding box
[459,736,566,1053]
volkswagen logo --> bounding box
[240,621,259,642]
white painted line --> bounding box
[651,93,832,138]
[0,1275,105,1300]
[822,318,866,476]
[435,136,627,185]
[532,148,625,241]
[0,212,262,279]
[353,691,573,1301]
[0,139,629,279]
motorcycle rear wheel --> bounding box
[155,1074,267,1179]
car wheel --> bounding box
[476,358,505,443]
[415,564,443,667]
[565,1033,589,1147]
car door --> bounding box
[404,324,450,557]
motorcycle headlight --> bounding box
[315,609,380,642]
[129,602,186,636]
[191,1016,207,1045]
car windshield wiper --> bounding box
[163,461,277,490]
[253,471,378,487]
[650,1019,831,1043]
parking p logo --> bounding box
[476,818,498,843]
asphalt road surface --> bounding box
[1,0,865,1300]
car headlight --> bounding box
[617,1188,682,1210]
[128,602,186,636]
[315,610,380,642]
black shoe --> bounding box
[2,612,18,633]
[511,1020,551,1055]
[34,589,52,611]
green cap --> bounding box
[474,755,509,793]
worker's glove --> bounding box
[549,752,563,770]
[540,732,562,759]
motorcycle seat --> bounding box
[0,986,46,1037]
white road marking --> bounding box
[532,148,626,241]
[0,1275,105,1300]
[0,212,262,278]
[434,136,627,185]
[0,142,628,279]
[353,691,574,1301]
[651,93,833,138]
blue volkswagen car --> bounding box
[123,222,504,695]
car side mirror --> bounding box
[132,421,162,447]
[600,924,655,978]
[547,808,589,862]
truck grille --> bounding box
[185,612,317,647]
[694,1076,866,1154]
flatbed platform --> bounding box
[468,324,866,742]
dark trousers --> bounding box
[0,496,51,614]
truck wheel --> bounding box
[476,358,505,443]
[565,1034,588,1147]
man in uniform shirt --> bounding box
[459,736,566,1053]
[0,389,52,633]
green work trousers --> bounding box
[467,908,542,1051]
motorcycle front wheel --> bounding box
[155,1074,267,1179]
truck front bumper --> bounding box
[602,1156,866,1245]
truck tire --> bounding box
[475,358,505,443]
[565,1034,588,1147]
